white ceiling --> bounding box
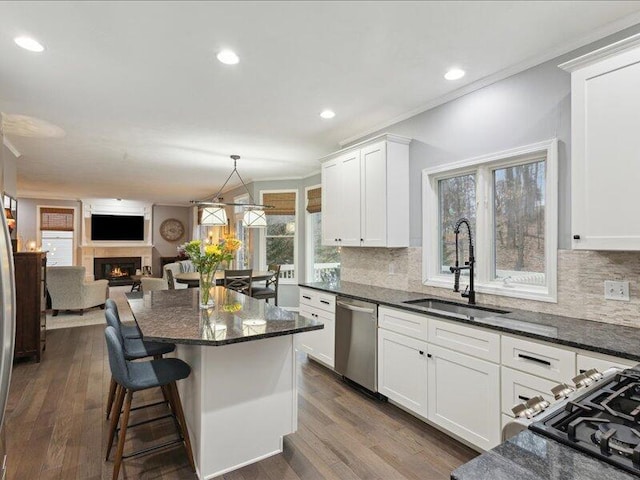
[1,1,640,204]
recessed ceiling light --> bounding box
[320,110,335,119]
[14,36,44,53]
[444,68,465,81]
[217,49,239,65]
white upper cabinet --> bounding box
[561,35,640,250]
[321,134,411,247]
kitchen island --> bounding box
[126,287,323,479]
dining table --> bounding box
[174,270,274,288]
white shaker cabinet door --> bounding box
[428,344,500,450]
[339,150,362,246]
[567,43,640,250]
[360,141,387,247]
[378,329,428,418]
[321,159,342,246]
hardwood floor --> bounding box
[6,324,477,479]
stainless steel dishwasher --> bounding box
[335,297,378,392]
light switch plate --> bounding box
[604,280,630,301]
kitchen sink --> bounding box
[402,298,510,318]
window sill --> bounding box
[424,277,557,304]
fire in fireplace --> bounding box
[94,257,142,286]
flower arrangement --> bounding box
[182,235,242,307]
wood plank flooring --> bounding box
[5,324,477,479]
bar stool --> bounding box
[104,326,195,479]
[104,307,176,420]
[105,299,140,339]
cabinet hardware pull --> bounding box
[573,234,581,240]
[518,353,551,366]
[302,295,311,300]
[579,369,586,374]
[320,300,330,305]
[427,353,432,358]
[518,395,531,402]
[419,350,424,355]
[360,238,364,242]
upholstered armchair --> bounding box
[47,266,109,315]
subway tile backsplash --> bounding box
[340,248,640,328]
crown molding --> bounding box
[559,32,640,71]
[322,133,412,161]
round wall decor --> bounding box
[159,218,185,242]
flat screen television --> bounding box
[91,214,144,241]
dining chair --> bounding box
[224,269,253,296]
[165,268,176,290]
[140,276,168,292]
[251,264,280,306]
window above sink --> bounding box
[422,139,558,303]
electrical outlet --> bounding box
[604,280,630,301]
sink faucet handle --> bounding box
[461,285,470,298]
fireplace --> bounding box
[94,257,142,286]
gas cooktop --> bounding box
[531,368,640,476]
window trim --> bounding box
[259,189,298,284]
[422,139,558,303]
[305,184,320,283]
[36,204,79,265]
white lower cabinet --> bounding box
[298,305,335,368]
[427,344,501,450]
[378,329,428,417]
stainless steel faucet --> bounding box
[449,217,476,305]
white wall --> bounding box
[152,204,192,275]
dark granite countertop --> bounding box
[300,281,640,361]
[126,287,323,346]
[451,430,636,480]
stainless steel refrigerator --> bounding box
[0,210,15,478]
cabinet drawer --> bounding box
[576,352,635,375]
[502,336,575,382]
[428,318,500,363]
[501,367,557,417]
[379,306,428,341]
[299,288,336,314]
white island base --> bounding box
[176,335,297,479]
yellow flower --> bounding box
[204,244,221,256]
[187,240,201,248]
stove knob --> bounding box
[584,368,603,382]
[572,372,593,389]
[551,382,576,400]
[527,395,550,413]
[512,402,535,419]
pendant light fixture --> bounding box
[192,155,272,228]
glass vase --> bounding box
[199,267,216,309]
